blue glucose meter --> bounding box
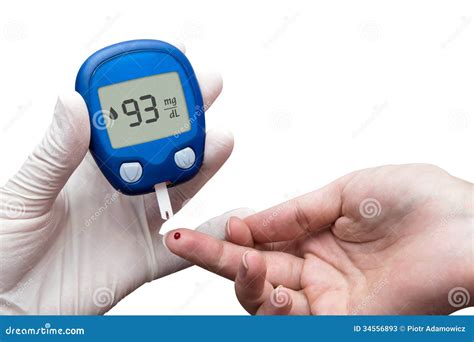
[76,40,205,217]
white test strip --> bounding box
[154,182,173,220]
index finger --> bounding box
[164,228,250,280]
[244,176,349,243]
[164,228,304,289]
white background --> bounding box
[0,0,472,315]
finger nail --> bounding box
[162,233,171,252]
[225,218,232,240]
[242,250,250,270]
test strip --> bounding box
[154,182,173,220]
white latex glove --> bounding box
[0,47,252,314]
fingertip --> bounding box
[200,71,223,93]
[52,92,90,163]
[56,92,89,129]
[171,41,186,54]
[204,129,234,162]
[240,250,265,278]
[235,250,271,314]
[222,209,256,242]
[163,228,193,254]
[197,71,223,109]
[207,128,234,145]
[227,216,254,247]
[248,250,266,267]
[225,216,242,241]
[212,71,223,94]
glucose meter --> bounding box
[76,39,205,219]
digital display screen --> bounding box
[98,72,191,148]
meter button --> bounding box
[174,147,196,169]
[119,162,143,183]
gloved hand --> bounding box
[0,45,252,314]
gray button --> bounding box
[119,162,143,183]
[174,147,196,169]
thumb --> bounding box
[2,92,90,217]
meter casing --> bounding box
[76,40,205,195]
